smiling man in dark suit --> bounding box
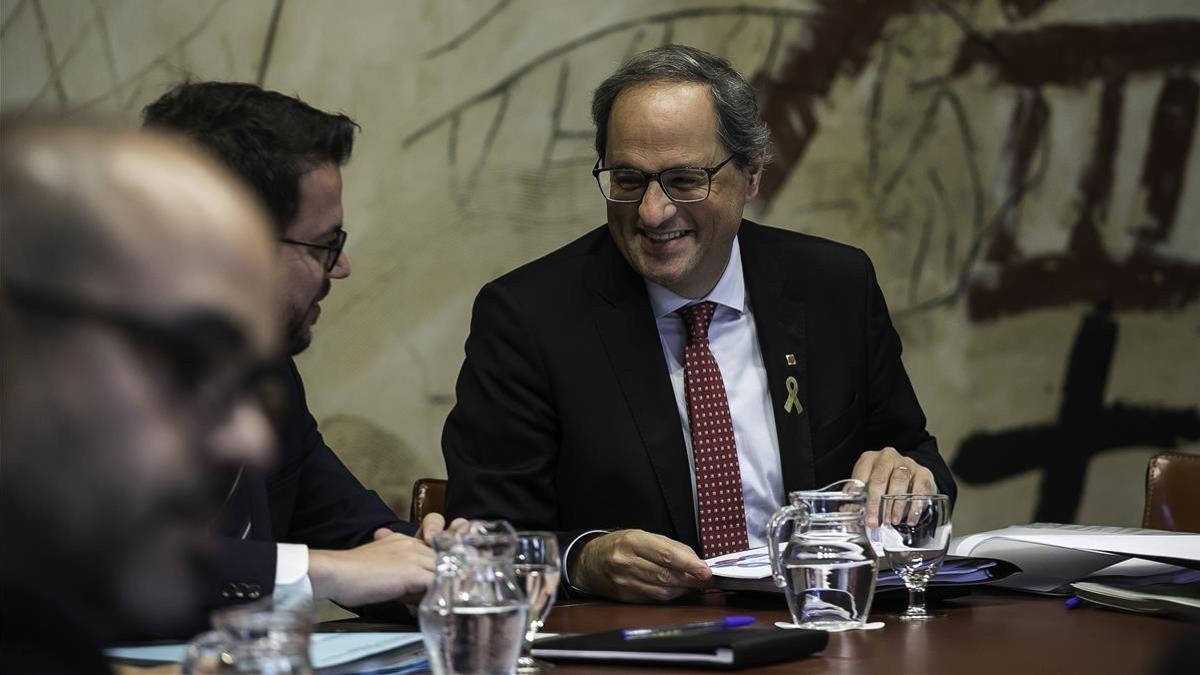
[442,45,956,602]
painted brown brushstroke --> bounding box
[947,20,1200,87]
[754,6,1200,319]
[754,0,919,204]
[1136,76,1199,245]
[968,252,1200,321]
[949,21,1200,321]
[986,89,1048,263]
[1070,77,1123,255]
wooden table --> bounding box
[114,589,1186,674]
[540,589,1183,674]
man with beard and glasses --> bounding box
[143,82,453,626]
[0,118,281,672]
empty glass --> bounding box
[513,532,560,672]
[182,600,313,674]
[878,494,952,620]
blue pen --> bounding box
[622,615,756,640]
[1064,595,1084,609]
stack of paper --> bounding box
[948,524,1200,595]
[705,547,1017,594]
[876,557,1002,588]
[1069,581,1200,621]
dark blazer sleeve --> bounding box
[209,538,277,607]
[156,360,420,635]
[860,253,957,506]
[269,359,416,548]
[442,281,586,551]
[205,361,415,609]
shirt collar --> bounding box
[646,237,746,319]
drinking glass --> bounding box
[182,600,313,673]
[878,494,951,621]
[513,532,560,672]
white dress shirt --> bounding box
[561,238,786,589]
[645,238,784,548]
[273,544,314,607]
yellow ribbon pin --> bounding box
[784,376,802,414]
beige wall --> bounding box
[4,0,1197,535]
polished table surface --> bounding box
[540,589,1183,674]
[113,589,1186,674]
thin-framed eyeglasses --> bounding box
[280,228,346,272]
[1,278,285,428]
[592,155,735,204]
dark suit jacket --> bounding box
[443,221,955,553]
[1,560,112,675]
[209,359,415,608]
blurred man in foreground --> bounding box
[144,82,451,619]
[0,119,280,672]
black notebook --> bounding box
[531,627,828,670]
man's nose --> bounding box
[638,180,677,228]
[329,250,351,279]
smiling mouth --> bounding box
[642,229,691,242]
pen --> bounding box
[1064,595,1084,609]
[622,615,756,639]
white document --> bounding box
[948,524,1200,593]
[706,545,1003,588]
[105,631,423,669]
[951,524,1200,562]
[1071,580,1200,620]
[706,546,773,580]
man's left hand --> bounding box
[852,446,936,527]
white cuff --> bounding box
[561,530,608,594]
[272,543,313,609]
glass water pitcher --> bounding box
[419,520,530,675]
[766,479,878,630]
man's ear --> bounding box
[744,152,765,199]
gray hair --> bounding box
[591,44,773,169]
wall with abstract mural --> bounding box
[3,0,1197,535]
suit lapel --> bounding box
[586,236,699,551]
[214,465,273,541]
[740,222,816,494]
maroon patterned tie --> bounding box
[678,301,749,558]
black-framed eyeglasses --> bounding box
[281,228,347,272]
[592,155,735,204]
[2,278,285,428]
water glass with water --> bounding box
[878,493,952,620]
[513,532,560,672]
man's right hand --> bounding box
[414,512,470,545]
[307,532,435,607]
[571,529,712,602]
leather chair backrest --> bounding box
[410,477,447,523]
[1143,452,1200,532]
